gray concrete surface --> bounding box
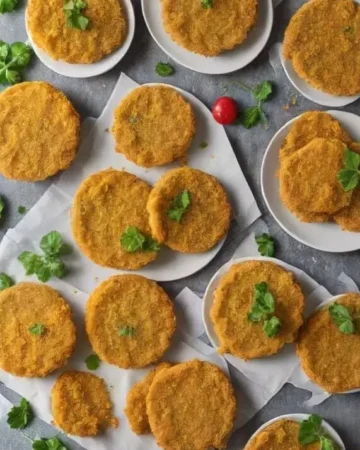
[0,0,359,449]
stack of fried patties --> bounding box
[279,111,360,231]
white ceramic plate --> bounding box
[25,0,135,78]
[244,414,345,449]
[261,110,360,253]
[141,0,274,75]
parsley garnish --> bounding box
[18,206,26,214]
[29,323,46,336]
[32,436,68,450]
[240,81,273,129]
[119,325,136,336]
[85,354,100,370]
[18,231,72,283]
[201,0,213,8]
[247,282,282,337]
[7,398,33,429]
[167,190,191,222]
[63,0,90,31]
[0,272,14,291]
[299,415,339,449]
[0,0,17,14]
[0,41,32,85]
[337,148,360,191]
[329,302,356,335]
[199,140,208,149]
[0,196,4,219]
[255,233,275,257]
[155,62,175,77]
[120,226,160,253]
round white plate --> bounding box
[141,0,274,75]
[261,110,360,253]
[25,0,135,78]
[244,414,345,449]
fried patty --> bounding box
[210,261,305,360]
[125,362,173,435]
[162,0,258,56]
[86,275,176,369]
[112,86,195,167]
[27,0,126,64]
[146,360,236,450]
[245,419,320,450]
[0,82,80,181]
[0,283,76,377]
[297,293,360,393]
[51,371,118,436]
[280,138,352,215]
[283,0,360,96]
[147,167,231,253]
[71,169,158,270]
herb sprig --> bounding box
[155,62,174,77]
[7,398,33,430]
[337,148,360,191]
[63,0,90,31]
[167,190,191,223]
[32,437,68,450]
[247,282,282,337]
[0,41,32,85]
[329,302,357,335]
[0,272,13,291]
[0,0,18,14]
[255,233,275,257]
[299,415,339,450]
[120,226,160,253]
[18,231,73,283]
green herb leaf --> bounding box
[199,140,208,149]
[155,62,175,77]
[29,323,46,336]
[248,282,281,337]
[119,325,136,337]
[0,0,18,14]
[6,69,21,84]
[201,0,213,8]
[0,42,9,61]
[299,414,323,445]
[0,41,32,85]
[337,148,360,191]
[85,354,100,370]
[40,231,72,257]
[240,106,261,129]
[329,302,356,335]
[0,272,14,291]
[10,42,32,67]
[252,81,273,102]
[18,252,43,276]
[263,316,281,337]
[7,398,33,429]
[255,233,275,257]
[64,0,90,31]
[32,437,68,450]
[0,196,4,219]
[167,190,191,223]
[18,206,26,214]
[120,226,160,253]
[320,436,338,450]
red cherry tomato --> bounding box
[212,96,238,125]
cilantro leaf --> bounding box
[320,436,338,450]
[29,323,46,336]
[18,252,43,276]
[0,272,14,291]
[32,437,68,450]
[240,106,261,129]
[120,226,160,253]
[40,231,72,257]
[0,0,18,13]
[299,414,323,445]
[155,62,175,77]
[255,233,275,257]
[200,140,208,149]
[64,0,90,31]
[263,316,281,338]
[248,282,281,337]
[85,354,100,370]
[0,42,9,60]
[0,41,32,85]
[119,325,136,336]
[201,0,213,8]
[252,81,273,102]
[0,196,5,219]
[10,42,32,67]
[337,148,360,191]
[167,190,191,223]
[7,398,33,429]
[329,302,356,334]
[18,205,26,214]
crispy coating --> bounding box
[51,371,118,436]
[146,360,236,450]
[0,82,80,181]
[245,420,320,450]
[161,0,258,56]
[280,138,352,215]
[297,293,360,393]
[86,275,176,369]
[147,167,231,253]
[210,261,305,360]
[27,0,126,64]
[125,362,173,435]
[111,86,195,167]
[71,169,158,270]
[283,0,360,96]
[0,283,76,377]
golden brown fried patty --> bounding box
[162,0,258,56]
[334,189,360,231]
[0,82,80,181]
[245,420,320,450]
[86,275,176,369]
[283,0,360,96]
[280,138,352,215]
[71,169,158,270]
[125,362,173,435]
[147,167,231,253]
[210,261,305,360]
[146,360,236,450]
[297,293,360,393]
[27,0,126,64]
[0,283,76,377]
[51,371,118,436]
[112,86,195,167]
